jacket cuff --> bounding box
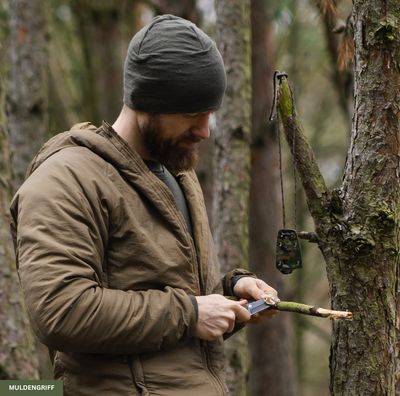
[222,269,257,296]
[231,275,251,297]
[188,295,198,321]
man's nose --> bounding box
[191,115,210,140]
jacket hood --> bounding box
[26,121,160,182]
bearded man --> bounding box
[10,15,278,396]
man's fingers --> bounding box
[194,295,251,340]
[226,320,235,333]
[259,282,279,299]
[241,280,269,301]
[231,278,281,325]
[247,308,279,324]
[250,283,268,300]
[252,280,279,301]
[232,303,251,323]
[234,277,280,302]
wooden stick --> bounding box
[225,296,353,320]
[275,301,353,320]
[298,231,319,243]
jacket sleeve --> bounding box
[220,269,257,340]
[221,269,257,296]
[10,149,197,355]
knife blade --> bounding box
[244,299,271,315]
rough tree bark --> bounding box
[276,1,400,394]
[7,0,51,379]
[0,10,39,378]
[396,295,400,395]
[248,1,296,395]
[213,1,252,395]
[8,0,48,189]
[331,2,399,393]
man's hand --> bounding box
[233,277,280,324]
[194,294,251,341]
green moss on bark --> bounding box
[274,3,400,393]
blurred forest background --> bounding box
[0,0,355,395]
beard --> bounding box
[139,115,200,174]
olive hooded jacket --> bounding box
[10,121,252,396]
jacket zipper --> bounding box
[173,205,202,295]
[127,355,144,395]
[188,236,202,296]
[201,341,226,396]
[180,174,224,394]
[178,173,203,296]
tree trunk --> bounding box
[248,1,297,395]
[151,0,200,26]
[396,295,400,395]
[276,1,400,391]
[0,34,39,381]
[329,2,400,394]
[8,0,48,189]
[7,0,51,379]
[65,0,143,127]
[214,1,252,395]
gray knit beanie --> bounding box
[123,14,226,114]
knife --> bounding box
[244,299,272,315]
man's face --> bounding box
[138,111,214,173]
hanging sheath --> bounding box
[271,71,303,275]
[276,229,302,274]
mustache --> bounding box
[178,134,202,144]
